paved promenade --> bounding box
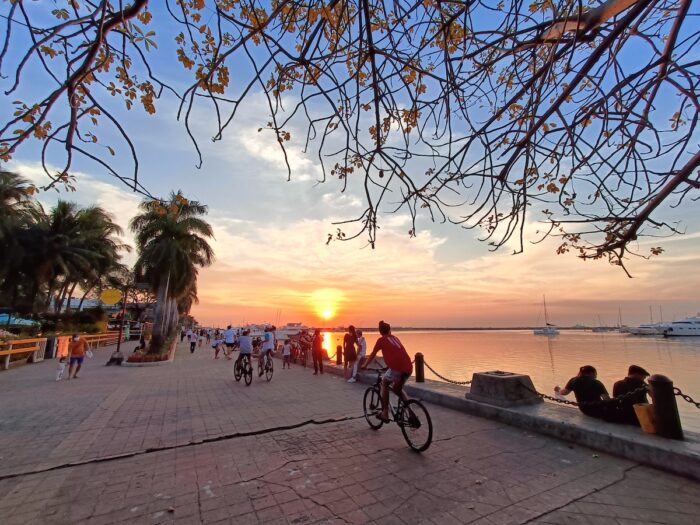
[0,341,698,524]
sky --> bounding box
[3,4,700,328]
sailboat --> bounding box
[534,296,559,335]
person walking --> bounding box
[343,325,357,381]
[349,329,366,382]
[312,329,324,375]
[282,339,291,369]
[66,333,89,379]
[186,328,196,353]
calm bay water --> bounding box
[324,330,700,433]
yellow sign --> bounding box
[100,288,122,305]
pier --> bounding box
[0,341,698,524]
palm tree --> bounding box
[0,171,39,287]
[52,205,129,313]
[130,191,214,349]
[1,199,127,314]
[0,170,34,242]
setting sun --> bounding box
[310,288,344,322]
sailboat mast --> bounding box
[543,295,549,325]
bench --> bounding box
[0,338,47,370]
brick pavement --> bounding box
[0,341,698,524]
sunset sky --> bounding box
[10,92,699,328]
[4,5,699,329]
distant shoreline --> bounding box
[321,326,596,332]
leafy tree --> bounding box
[130,192,214,348]
[0,187,127,314]
[1,1,698,270]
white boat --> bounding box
[663,316,700,337]
[534,326,559,336]
[628,306,667,335]
[627,323,666,336]
[275,322,309,339]
[534,296,559,336]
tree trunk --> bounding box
[64,281,78,312]
[57,280,71,313]
[78,280,96,310]
[149,272,171,353]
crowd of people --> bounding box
[174,323,659,429]
[54,320,661,430]
[175,321,414,424]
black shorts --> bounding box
[225,342,236,349]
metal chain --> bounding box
[519,382,649,407]
[674,387,700,409]
[519,382,579,406]
[423,361,472,385]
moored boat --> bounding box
[663,316,700,337]
[628,323,666,336]
[533,296,559,336]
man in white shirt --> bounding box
[258,326,275,376]
[223,325,237,354]
[235,329,253,369]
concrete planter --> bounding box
[122,337,177,367]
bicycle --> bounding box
[298,345,308,368]
[234,353,253,386]
[258,350,274,382]
[362,367,433,452]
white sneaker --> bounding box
[347,378,356,383]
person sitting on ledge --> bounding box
[555,365,620,422]
[105,349,124,366]
[613,365,650,426]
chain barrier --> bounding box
[674,387,700,410]
[423,360,472,385]
[519,382,649,408]
[519,382,580,406]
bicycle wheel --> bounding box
[363,387,384,430]
[244,359,253,386]
[265,357,273,382]
[399,399,433,452]
[234,360,242,382]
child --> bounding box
[212,337,224,359]
[55,356,66,381]
[282,339,291,369]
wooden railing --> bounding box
[82,332,120,348]
[1,331,127,370]
[0,337,47,370]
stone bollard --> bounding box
[649,374,683,440]
[336,345,342,366]
[414,353,425,383]
[465,371,543,407]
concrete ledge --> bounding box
[405,378,700,481]
[122,338,178,367]
[312,359,700,481]
[121,359,172,367]
[277,357,700,480]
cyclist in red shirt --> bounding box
[362,320,413,422]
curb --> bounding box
[122,337,178,367]
[303,356,700,481]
